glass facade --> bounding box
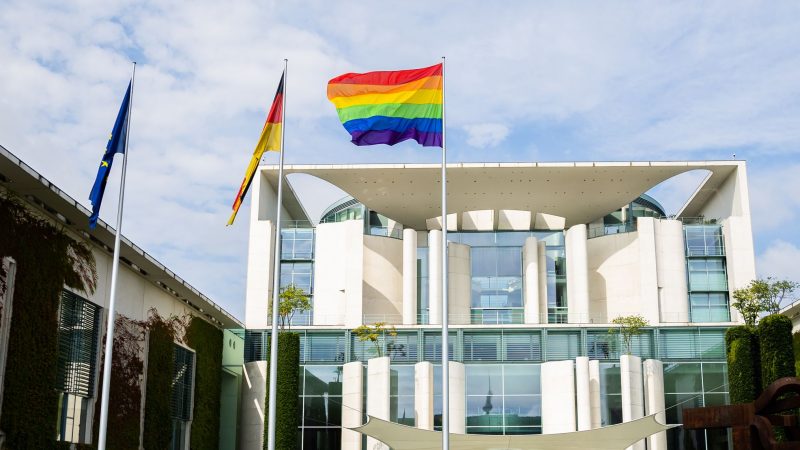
[445,231,566,324]
[684,225,730,322]
[280,228,315,326]
[246,327,729,450]
[417,247,429,324]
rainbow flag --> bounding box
[327,63,443,147]
[228,73,284,225]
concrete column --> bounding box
[620,354,645,450]
[367,357,391,450]
[523,237,541,324]
[239,361,267,450]
[566,224,590,324]
[402,229,418,325]
[537,241,548,323]
[654,219,689,323]
[341,361,364,450]
[414,362,434,430]
[722,216,757,323]
[588,360,602,429]
[541,360,576,433]
[0,258,16,419]
[637,218,660,324]
[449,361,466,434]
[428,229,442,325]
[245,220,274,329]
[644,359,667,450]
[575,357,591,431]
[448,242,471,325]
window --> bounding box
[170,344,195,450]
[690,293,731,322]
[663,362,729,449]
[56,290,102,444]
[299,365,342,450]
[465,364,541,435]
[688,259,728,292]
[280,262,313,326]
[684,226,724,257]
[281,228,314,260]
[390,366,415,426]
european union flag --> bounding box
[88,82,131,229]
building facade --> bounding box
[241,161,755,450]
[0,145,244,450]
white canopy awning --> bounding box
[351,414,677,450]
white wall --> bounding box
[341,361,363,450]
[637,218,661,324]
[654,220,689,323]
[414,362,434,430]
[566,225,590,323]
[367,357,391,450]
[402,229,418,325]
[523,237,540,324]
[587,232,641,323]
[313,221,363,326]
[239,361,267,450]
[448,242,471,325]
[428,230,442,325]
[363,235,404,324]
[541,360,576,433]
[621,355,645,450]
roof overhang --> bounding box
[262,161,742,229]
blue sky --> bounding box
[1,0,799,320]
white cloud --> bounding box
[463,123,510,148]
[1,0,800,320]
[757,240,800,282]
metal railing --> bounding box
[588,222,637,239]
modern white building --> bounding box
[0,145,244,450]
[240,161,755,450]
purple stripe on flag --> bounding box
[349,128,442,147]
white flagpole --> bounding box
[97,61,136,450]
[266,59,288,450]
[440,55,450,450]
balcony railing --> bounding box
[588,222,637,239]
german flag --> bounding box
[228,73,284,225]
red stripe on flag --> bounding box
[328,63,442,86]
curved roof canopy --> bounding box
[267,161,741,229]
[352,414,676,450]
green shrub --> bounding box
[186,317,223,450]
[725,326,761,403]
[264,332,300,450]
[758,314,796,390]
[794,332,800,377]
[142,319,175,450]
[0,194,96,449]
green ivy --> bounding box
[142,319,175,450]
[264,332,300,450]
[793,332,800,377]
[725,326,761,403]
[758,314,796,390]
[186,317,223,450]
[0,194,96,449]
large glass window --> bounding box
[690,293,731,322]
[688,259,728,292]
[684,225,724,257]
[465,364,541,435]
[170,345,195,450]
[299,365,342,450]
[599,363,622,426]
[470,246,523,324]
[282,228,314,260]
[663,362,730,450]
[280,262,313,326]
[417,247,429,324]
[390,366,415,426]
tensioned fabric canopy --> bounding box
[351,414,677,450]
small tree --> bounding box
[733,277,799,325]
[353,322,397,358]
[609,315,648,355]
[732,286,762,327]
[268,284,311,330]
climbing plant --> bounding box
[758,314,795,390]
[0,193,96,449]
[186,316,223,450]
[264,332,300,450]
[725,326,761,404]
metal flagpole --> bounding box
[440,55,450,450]
[97,61,136,450]
[266,59,288,450]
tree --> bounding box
[733,277,799,325]
[353,322,397,358]
[732,286,762,327]
[268,284,311,330]
[609,315,648,355]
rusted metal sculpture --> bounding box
[683,377,800,449]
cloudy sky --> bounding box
[2,0,799,320]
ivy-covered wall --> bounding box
[0,194,96,449]
[264,332,300,450]
[794,332,800,377]
[142,319,176,450]
[186,316,223,450]
[725,326,761,404]
[758,314,796,389]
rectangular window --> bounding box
[684,225,725,257]
[690,293,731,322]
[688,259,728,292]
[465,364,542,435]
[56,290,102,444]
[663,362,730,449]
[390,366,415,426]
[545,330,581,361]
[281,228,315,260]
[170,344,195,450]
[299,365,343,449]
